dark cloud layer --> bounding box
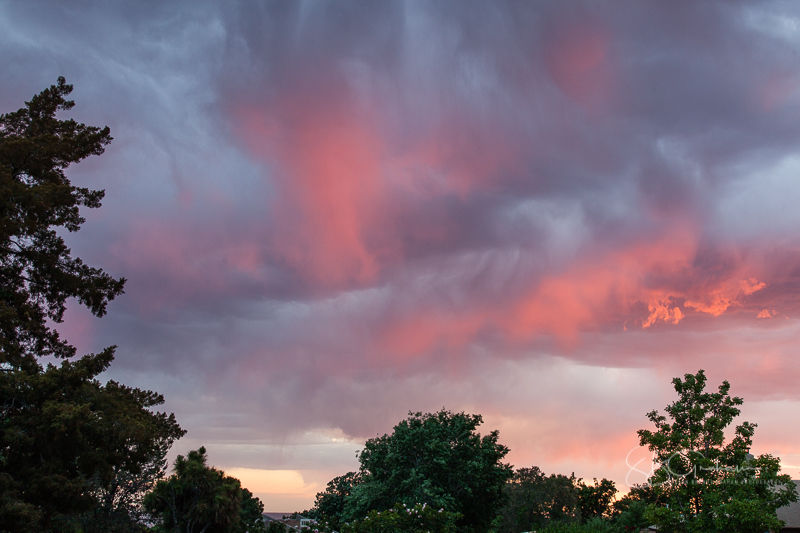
[4,0,800,508]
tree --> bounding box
[235,488,267,533]
[637,369,797,533]
[496,469,618,533]
[495,467,580,533]
[79,406,185,532]
[575,478,616,522]
[0,77,124,370]
[0,79,184,532]
[611,498,649,533]
[144,446,266,533]
[0,339,185,533]
[306,471,363,531]
[342,409,512,533]
[611,485,658,533]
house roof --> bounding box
[262,512,297,521]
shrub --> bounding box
[340,503,459,533]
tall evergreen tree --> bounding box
[0,77,124,369]
[0,78,184,532]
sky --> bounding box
[4,0,800,511]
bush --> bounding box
[537,516,618,533]
[267,521,289,533]
[613,500,649,533]
[340,503,460,533]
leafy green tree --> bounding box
[307,471,363,531]
[79,433,176,532]
[575,478,616,522]
[496,468,618,533]
[235,488,267,533]
[495,467,580,533]
[0,354,107,531]
[610,488,653,533]
[144,446,252,533]
[0,79,184,533]
[343,409,512,533]
[611,499,648,533]
[637,369,797,533]
[1,336,184,533]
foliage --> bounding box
[341,503,459,533]
[144,447,245,533]
[342,409,512,533]
[495,467,618,533]
[536,516,618,533]
[84,435,175,530]
[235,488,267,533]
[575,477,616,522]
[0,348,185,532]
[611,483,663,513]
[495,467,580,533]
[0,78,183,532]
[0,76,124,370]
[636,369,798,533]
[265,521,288,533]
[610,499,649,533]
[306,471,363,531]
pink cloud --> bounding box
[229,85,528,290]
[543,17,617,112]
[406,118,522,197]
[756,71,798,113]
[108,216,270,314]
[236,95,387,286]
[370,229,784,360]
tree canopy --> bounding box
[314,409,513,533]
[576,478,616,522]
[495,467,617,533]
[341,503,460,533]
[495,466,580,533]
[144,446,268,533]
[636,369,797,533]
[306,471,363,531]
[0,77,124,369]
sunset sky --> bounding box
[5,0,800,510]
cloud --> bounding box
[6,0,800,510]
[543,14,616,113]
[233,91,388,287]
